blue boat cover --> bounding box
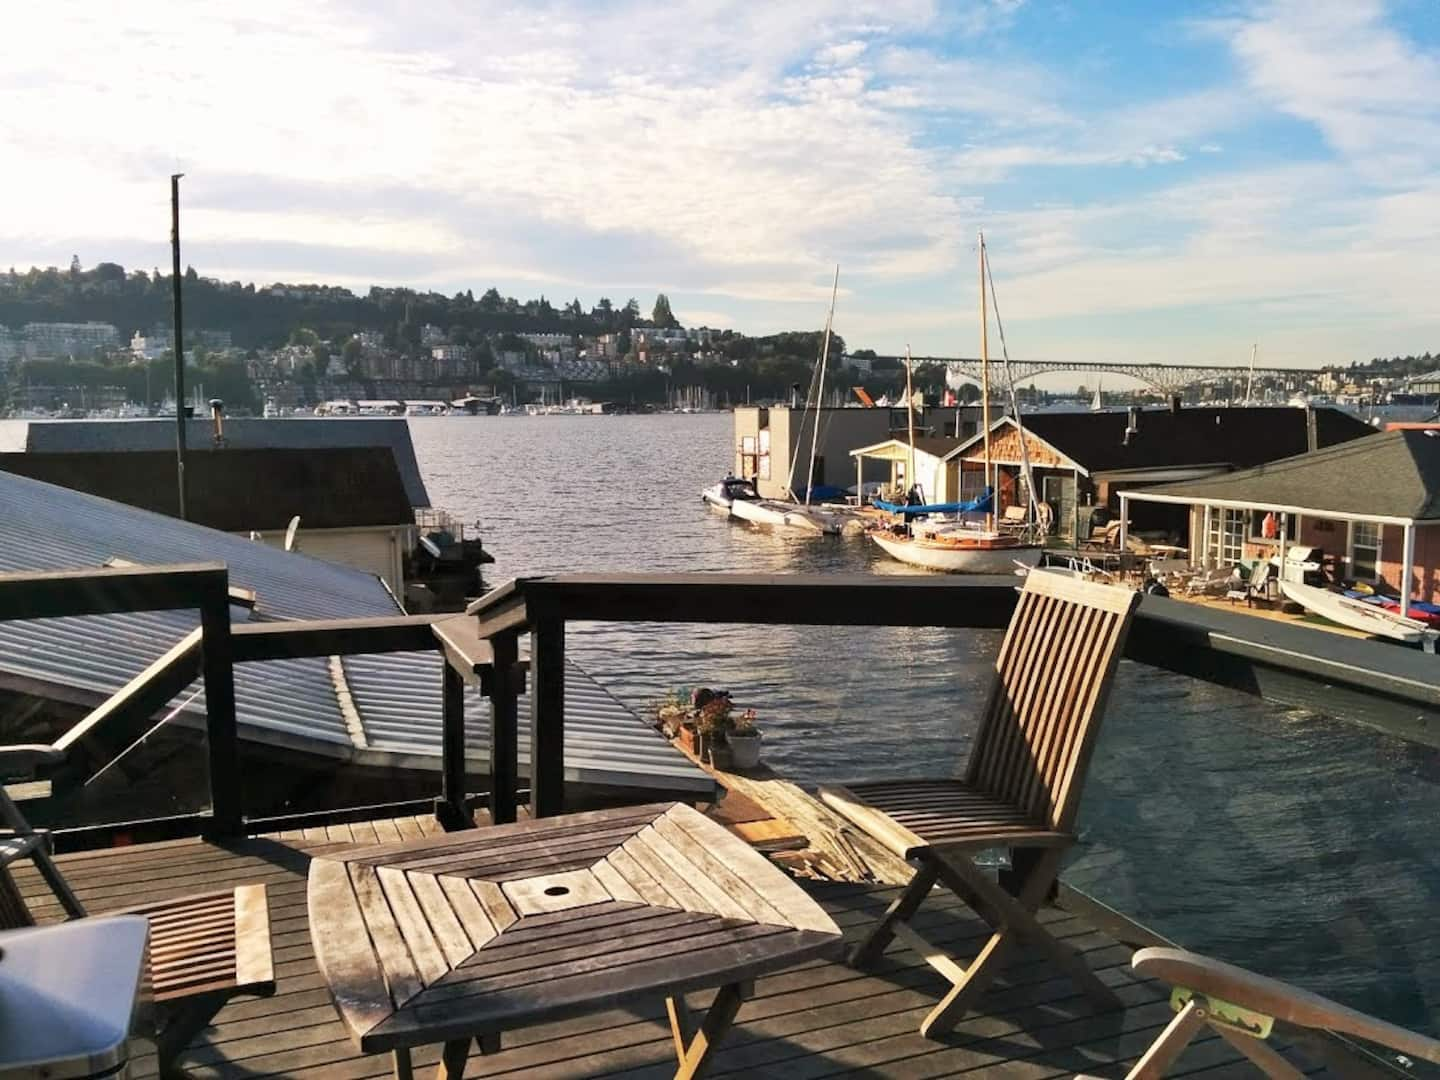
[873,487,993,517]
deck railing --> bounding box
[2,563,1438,845]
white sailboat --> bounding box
[706,266,848,536]
[870,234,1044,573]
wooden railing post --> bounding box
[435,664,472,831]
[487,631,521,825]
[198,587,242,837]
[529,617,565,818]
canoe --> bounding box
[1280,581,1432,644]
[871,530,1043,574]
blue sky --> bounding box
[2,1,1437,367]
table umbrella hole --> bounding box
[544,886,570,897]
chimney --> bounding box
[1305,406,1318,453]
[1170,395,1182,414]
[1123,406,1140,445]
[209,398,226,447]
[790,382,801,408]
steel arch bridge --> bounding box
[869,356,1321,395]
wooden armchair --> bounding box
[1098,947,1440,1078]
[0,745,275,1079]
[819,571,1140,1036]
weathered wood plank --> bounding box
[307,859,393,1038]
[348,864,424,1007]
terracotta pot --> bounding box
[677,725,700,757]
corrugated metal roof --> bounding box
[0,471,713,797]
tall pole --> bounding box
[979,232,993,531]
[1245,342,1257,405]
[803,264,840,506]
[904,345,916,499]
[171,173,188,521]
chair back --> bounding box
[964,570,1140,831]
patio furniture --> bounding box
[0,746,275,1080]
[308,801,842,1079]
[0,916,149,1079]
[1185,565,1235,597]
[818,571,1141,1036]
[1097,947,1440,1078]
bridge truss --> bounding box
[870,356,1322,395]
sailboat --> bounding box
[870,234,1044,573]
[716,266,848,535]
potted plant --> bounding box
[727,709,762,770]
[695,696,734,769]
[656,691,702,756]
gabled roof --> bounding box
[851,436,965,459]
[0,472,711,796]
[1136,429,1440,521]
[941,407,1375,473]
[0,448,415,531]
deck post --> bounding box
[1401,521,1415,620]
[487,630,521,825]
[529,617,566,818]
[436,664,472,831]
[1118,493,1128,557]
[199,586,242,837]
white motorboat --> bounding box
[1280,580,1433,644]
[701,476,760,513]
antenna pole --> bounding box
[171,173,188,521]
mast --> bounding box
[1245,342,1257,404]
[979,232,992,531]
[905,345,916,499]
[793,264,840,504]
[170,173,188,521]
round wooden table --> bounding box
[309,802,843,1079]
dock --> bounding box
[8,814,1336,1078]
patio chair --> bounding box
[819,571,1140,1036]
[1185,565,1235,597]
[0,745,275,1079]
[1086,947,1440,1078]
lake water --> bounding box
[410,413,1439,1032]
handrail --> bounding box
[6,566,1440,846]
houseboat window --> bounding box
[1207,508,1245,566]
[757,429,771,480]
[1350,521,1381,580]
[739,435,757,479]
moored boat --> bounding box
[701,476,760,513]
[731,497,844,534]
[872,528,1042,573]
[1280,580,1434,645]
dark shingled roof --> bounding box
[0,447,415,531]
[1013,406,1376,473]
[1141,429,1440,520]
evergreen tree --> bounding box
[652,293,679,329]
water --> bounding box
[411,413,1440,1032]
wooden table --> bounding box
[309,802,843,1079]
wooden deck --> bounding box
[12,815,1331,1079]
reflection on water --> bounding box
[410,414,1440,1031]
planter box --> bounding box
[676,725,701,757]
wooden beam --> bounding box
[0,563,229,622]
[432,616,496,686]
[435,664,471,832]
[529,617,565,818]
[233,614,444,662]
[487,631,521,825]
[52,628,204,773]
[200,593,242,837]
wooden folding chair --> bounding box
[0,745,275,1079]
[819,570,1140,1036]
[1099,947,1440,1078]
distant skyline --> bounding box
[3,1,1437,367]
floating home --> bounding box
[861,405,1376,541]
[1125,428,1440,607]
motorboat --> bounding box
[701,476,760,513]
[1280,580,1435,645]
[872,527,1042,573]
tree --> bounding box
[652,293,679,329]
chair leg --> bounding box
[393,1048,415,1080]
[920,927,1013,1037]
[671,980,749,1080]
[1213,1024,1306,1080]
[155,992,229,1080]
[849,859,939,969]
[1126,997,1207,1079]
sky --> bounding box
[2,0,1438,367]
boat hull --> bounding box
[871,531,1042,573]
[1280,581,1429,643]
[730,498,842,534]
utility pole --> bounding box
[171,174,188,520]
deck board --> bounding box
[9,817,1330,1079]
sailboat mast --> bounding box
[905,345,916,498]
[979,232,993,531]
[1246,342,1257,404]
[803,264,840,506]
